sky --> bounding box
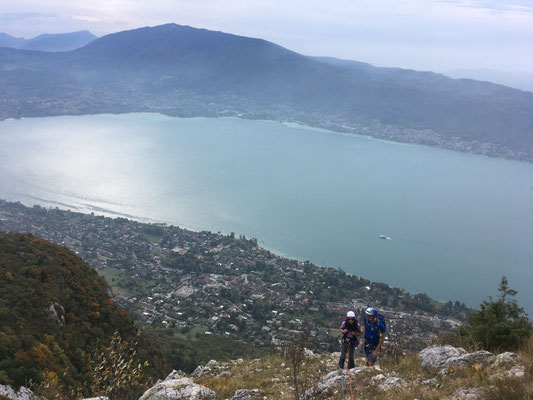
[1,0,533,76]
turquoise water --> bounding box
[1,113,533,313]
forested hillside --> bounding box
[0,232,168,398]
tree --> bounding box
[459,276,532,351]
[283,330,310,400]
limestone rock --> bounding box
[421,378,440,387]
[378,377,407,391]
[371,374,386,383]
[165,369,186,380]
[304,348,315,357]
[492,352,518,368]
[301,370,343,399]
[192,359,231,378]
[230,388,262,399]
[419,345,468,368]
[48,302,65,326]
[490,364,525,381]
[448,387,486,400]
[444,350,494,369]
[507,365,525,378]
[83,398,109,400]
[347,367,365,377]
[139,377,215,400]
[301,368,364,399]
[191,365,207,377]
[0,385,41,400]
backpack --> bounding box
[364,313,386,331]
[376,313,386,331]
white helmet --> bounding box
[346,311,356,318]
[365,307,377,316]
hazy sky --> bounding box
[1,0,533,74]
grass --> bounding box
[193,338,533,399]
[97,267,135,297]
[142,232,163,244]
[197,353,327,400]
[97,267,156,297]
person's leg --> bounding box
[364,343,371,366]
[339,341,347,369]
[367,344,378,366]
[348,344,355,369]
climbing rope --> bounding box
[341,343,355,400]
[346,345,355,400]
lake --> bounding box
[1,113,533,313]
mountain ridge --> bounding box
[0,30,96,52]
[0,23,532,161]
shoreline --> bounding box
[1,111,531,165]
[0,197,459,308]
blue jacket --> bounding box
[364,317,386,345]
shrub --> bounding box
[458,276,532,352]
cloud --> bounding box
[72,15,101,22]
[1,0,532,72]
[0,11,55,22]
[437,0,533,14]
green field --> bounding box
[141,232,163,243]
[98,268,150,297]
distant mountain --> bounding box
[445,68,533,93]
[0,232,167,397]
[0,23,532,161]
[0,32,26,48]
[0,30,96,52]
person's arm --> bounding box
[376,330,385,353]
[361,324,366,346]
[355,322,362,336]
[340,321,348,334]
[373,324,386,356]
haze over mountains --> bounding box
[0,30,96,52]
[1,23,532,161]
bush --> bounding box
[458,276,532,351]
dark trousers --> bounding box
[364,343,379,364]
[338,341,355,369]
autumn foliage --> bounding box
[0,233,167,398]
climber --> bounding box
[338,310,361,370]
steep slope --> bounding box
[0,23,532,161]
[0,232,167,397]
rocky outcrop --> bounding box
[0,385,41,400]
[420,346,498,373]
[377,377,407,391]
[444,350,494,369]
[448,387,487,400]
[371,374,386,383]
[139,370,215,400]
[163,369,186,380]
[82,398,110,400]
[492,352,518,368]
[301,368,364,399]
[419,345,468,368]
[191,359,238,378]
[490,364,525,381]
[300,370,343,400]
[230,388,262,399]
